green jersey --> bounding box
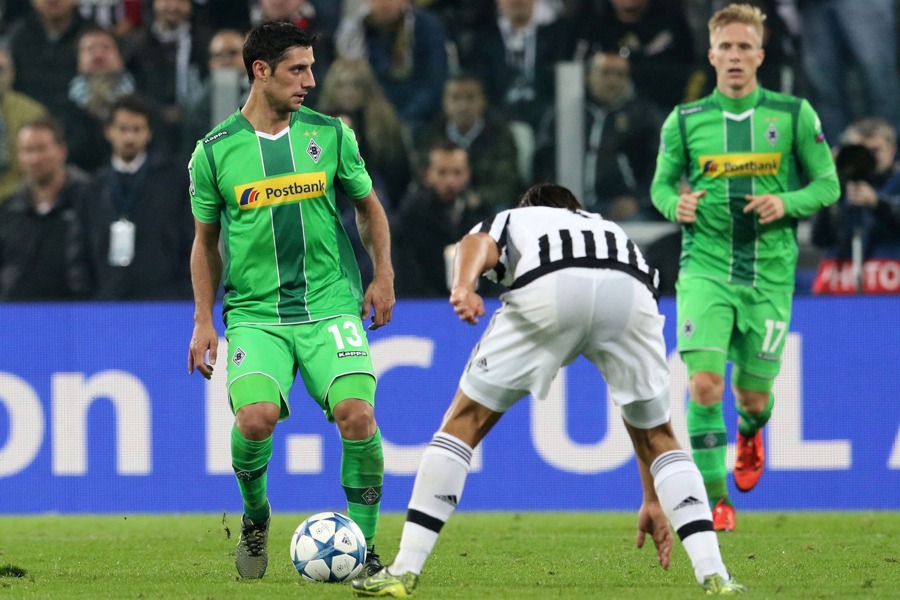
[189,107,373,325]
[651,87,839,290]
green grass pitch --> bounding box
[1,512,899,598]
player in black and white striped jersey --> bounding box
[353,183,746,597]
[472,181,660,297]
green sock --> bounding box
[341,428,384,547]
[737,395,775,436]
[687,399,729,505]
[231,424,272,522]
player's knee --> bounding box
[690,372,725,404]
[333,398,376,440]
[235,402,280,440]
[735,388,771,414]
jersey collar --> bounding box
[713,86,762,114]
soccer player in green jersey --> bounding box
[186,21,395,579]
[650,4,839,531]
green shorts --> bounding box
[676,275,792,384]
[225,316,376,421]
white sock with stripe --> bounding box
[390,432,473,576]
[651,450,729,583]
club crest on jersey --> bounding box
[683,319,695,338]
[697,152,781,178]
[766,123,779,147]
[234,172,327,210]
[307,138,322,163]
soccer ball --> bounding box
[290,511,367,583]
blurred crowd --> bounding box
[0,0,897,300]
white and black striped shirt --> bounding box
[472,206,660,297]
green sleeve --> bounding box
[336,120,373,201]
[650,109,686,222]
[189,141,224,223]
[779,100,840,218]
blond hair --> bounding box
[708,3,766,41]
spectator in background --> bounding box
[90,94,193,300]
[535,50,664,221]
[69,25,136,122]
[122,0,211,157]
[0,117,96,301]
[463,0,575,131]
[317,57,412,206]
[182,28,249,158]
[65,24,137,173]
[575,0,701,112]
[392,141,494,297]
[78,0,143,38]
[0,47,48,203]
[798,0,900,142]
[7,0,95,114]
[811,117,900,294]
[335,0,449,134]
[420,0,496,68]
[417,73,522,214]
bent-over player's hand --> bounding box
[744,193,785,224]
[676,190,706,223]
[449,287,485,325]
[362,272,395,330]
[188,322,218,380]
[636,499,672,570]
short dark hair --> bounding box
[517,183,583,210]
[107,94,152,126]
[22,116,66,145]
[243,20,319,84]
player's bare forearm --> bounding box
[354,190,394,281]
[354,190,395,329]
[452,233,498,291]
[449,233,497,325]
[189,219,222,378]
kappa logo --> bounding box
[233,347,246,366]
[674,495,703,510]
[435,494,459,507]
[203,130,228,144]
[307,138,322,163]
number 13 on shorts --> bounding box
[328,320,364,350]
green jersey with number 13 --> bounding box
[189,107,373,326]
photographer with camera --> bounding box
[812,117,900,294]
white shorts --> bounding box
[459,268,670,428]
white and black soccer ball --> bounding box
[290,511,367,583]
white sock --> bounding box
[651,450,729,584]
[390,432,473,576]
